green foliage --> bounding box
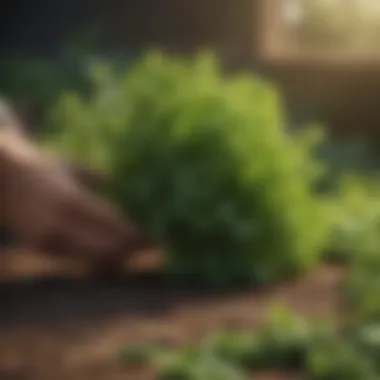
[44,62,125,170]
[117,344,246,380]
[0,54,89,125]
[355,324,380,373]
[306,338,377,380]
[0,51,135,128]
[154,347,246,380]
[343,244,380,325]
[48,51,330,286]
[313,138,379,193]
[246,307,321,369]
[117,344,159,366]
[117,307,338,379]
[208,306,329,370]
[326,175,380,263]
[288,131,380,264]
[338,226,380,377]
[206,330,262,369]
[117,305,380,379]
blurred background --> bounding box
[2,1,380,379]
[3,0,380,135]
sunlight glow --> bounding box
[283,0,380,49]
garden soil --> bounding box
[0,249,343,380]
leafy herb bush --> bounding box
[47,51,331,286]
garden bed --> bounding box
[0,249,343,380]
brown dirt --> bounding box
[0,249,344,380]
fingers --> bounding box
[68,191,138,241]
[43,190,152,260]
[73,195,155,256]
[63,221,125,259]
[30,177,155,267]
[37,220,124,261]
[35,224,127,278]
